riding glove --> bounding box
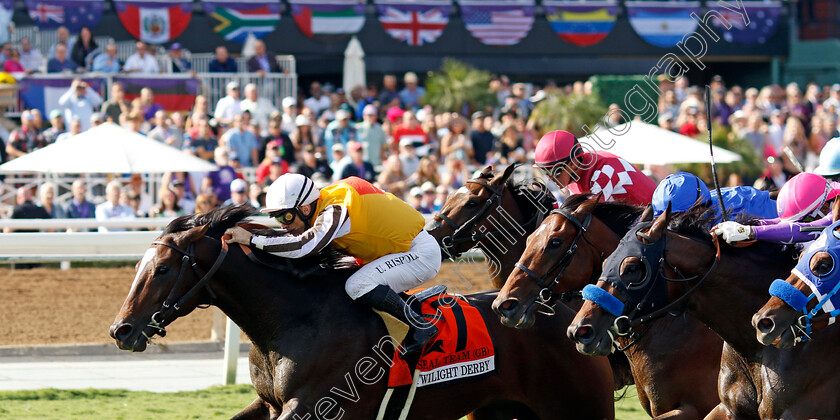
[713,221,753,243]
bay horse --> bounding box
[109,206,615,420]
[493,195,721,419]
[752,199,840,348]
[425,164,555,289]
[569,206,840,418]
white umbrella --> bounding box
[581,121,742,166]
[343,36,366,103]
[0,123,217,173]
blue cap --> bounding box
[652,172,711,217]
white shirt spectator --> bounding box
[123,52,159,73]
[214,95,242,124]
[303,95,331,117]
[95,201,136,232]
[240,97,277,136]
[19,49,43,73]
[58,84,103,131]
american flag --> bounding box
[379,6,448,46]
[462,4,534,46]
[28,2,64,25]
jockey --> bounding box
[714,172,840,244]
[533,130,656,205]
[651,172,777,221]
[225,174,442,356]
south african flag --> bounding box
[203,0,281,43]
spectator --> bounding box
[329,143,347,178]
[208,46,237,73]
[168,43,191,73]
[187,95,214,133]
[148,110,183,149]
[434,185,449,211]
[150,187,186,218]
[92,43,121,74]
[421,181,437,211]
[290,114,317,152]
[222,178,254,210]
[203,147,240,203]
[47,43,77,73]
[339,141,375,182]
[184,117,217,161]
[742,113,767,154]
[678,107,701,137]
[408,186,431,213]
[399,72,426,110]
[469,111,495,165]
[497,126,523,164]
[398,138,420,177]
[6,110,46,158]
[323,109,357,158]
[280,96,298,134]
[214,81,242,127]
[47,26,75,59]
[223,114,259,167]
[95,180,137,232]
[392,111,428,154]
[4,187,50,234]
[125,174,153,215]
[101,82,129,123]
[55,118,82,142]
[249,183,264,210]
[70,27,97,71]
[376,155,407,197]
[304,82,331,117]
[354,83,379,121]
[440,117,473,163]
[123,42,159,73]
[256,138,289,184]
[90,112,104,128]
[163,173,197,214]
[754,155,790,191]
[42,110,65,144]
[0,42,10,66]
[65,180,96,220]
[123,190,146,218]
[39,182,65,219]
[139,88,164,122]
[240,83,277,136]
[263,120,294,164]
[290,144,332,180]
[406,156,440,189]
[2,48,23,72]
[356,105,386,167]
[18,38,43,74]
[58,78,103,131]
[320,92,345,122]
[261,156,287,188]
[246,40,282,76]
[122,111,145,134]
[378,74,400,109]
[194,192,217,214]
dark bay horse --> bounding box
[109,206,615,419]
[493,195,721,419]
[426,164,555,289]
[569,206,840,418]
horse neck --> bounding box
[478,190,537,283]
[667,234,786,355]
[582,216,621,282]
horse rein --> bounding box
[514,208,595,313]
[435,178,544,260]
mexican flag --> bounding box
[203,0,281,43]
[114,0,192,44]
[289,0,366,38]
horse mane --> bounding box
[163,205,357,272]
[508,178,556,221]
[561,194,644,236]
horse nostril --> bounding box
[112,323,133,340]
[500,299,518,312]
[757,318,775,334]
[574,326,594,343]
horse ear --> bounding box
[832,196,840,223]
[182,224,209,243]
[573,193,600,218]
[639,205,654,223]
[647,202,671,241]
[494,163,519,185]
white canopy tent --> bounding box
[0,123,217,174]
[582,121,742,166]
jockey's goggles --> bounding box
[271,208,303,225]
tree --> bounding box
[422,59,496,113]
[528,92,608,138]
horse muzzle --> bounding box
[752,311,797,349]
[109,319,159,352]
[492,295,537,329]
[567,321,614,356]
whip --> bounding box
[706,85,729,221]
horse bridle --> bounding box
[435,178,544,259]
[141,239,229,342]
[514,208,594,312]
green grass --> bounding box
[0,385,649,419]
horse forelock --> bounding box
[561,194,644,236]
[507,178,555,220]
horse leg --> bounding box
[651,405,700,420]
[277,398,316,420]
[703,404,737,420]
[231,396,277,420]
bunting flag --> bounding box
[709,1,782,45]
[625,1,699,48]
[19,76,105,116]
[289,0,366,38]
[543,0,618,47]
[203,0,281,43]
[375,0,450,46]
[25,0,104,31]
[114,0,193,44]
[113,76,199,112]
[459,0,535,46]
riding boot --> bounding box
[359,285,439,357]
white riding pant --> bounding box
[345,230,442,300]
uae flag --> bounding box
[114,0,192,44]
[203,0,281,43]
[113,76,199,112]
[289,0,366,38]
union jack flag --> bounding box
[377,2,449,46]
[28,2,64,25]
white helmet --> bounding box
[260,174,320,214]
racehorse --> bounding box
[493,195,721,419]
[753,199,840,348]
[109,206,615,420]
[569,206,840,418]
[426,164,555,289]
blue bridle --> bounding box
[769,219,840,344]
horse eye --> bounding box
[466,200,478,208]
[548,238,562,249]
[811,252,834,277]
[619,258,646,285]
[156,266,168,276]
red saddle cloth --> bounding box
[388,293,496,388]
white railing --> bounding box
[199,72,297,112]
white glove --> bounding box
[713,221,752,243]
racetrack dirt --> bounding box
[0,261,499,346]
